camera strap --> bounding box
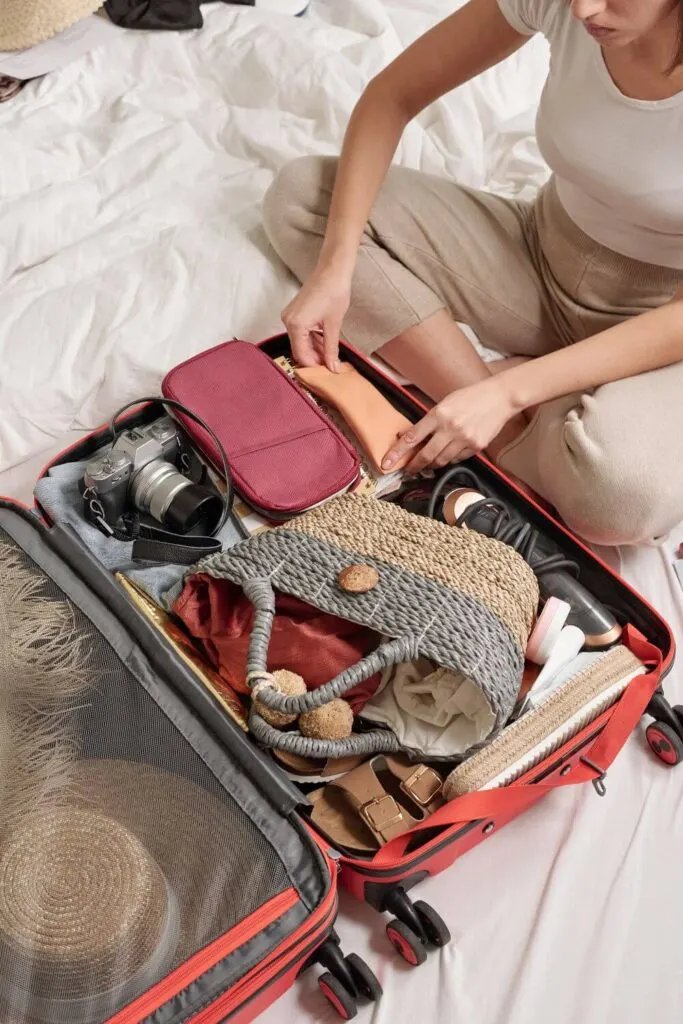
[88,504,224,565]
[131,525,223,565]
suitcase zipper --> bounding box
[187,881,339,1024]
[107,888,299,1024]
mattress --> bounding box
[1,2,682,1022]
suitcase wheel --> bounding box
[311,938,381,1014]
[383,886,451,958]
[319,972,357,1020]
[345,953,383,1001]
[386,919,428,966]
[413,900,451,948]
[646,720,683,766]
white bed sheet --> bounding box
[1,2,682,1021]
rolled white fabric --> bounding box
[360,658,496,759]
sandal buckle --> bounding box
[400,765,442,808]
[360,795,404,839]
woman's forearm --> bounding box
[316,0,527,278]
[501,291,683,412]
[318,83,408,275]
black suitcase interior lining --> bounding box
[0,505,329,1024]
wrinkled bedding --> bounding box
[0,0,549,473]
[1,3,681,1022]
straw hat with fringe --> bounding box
[0,538,280,1022]
[0,758,283,1022]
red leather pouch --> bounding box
[162,340,361,519]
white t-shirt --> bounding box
[497,0,683,269]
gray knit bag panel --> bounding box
[189,514,533,759]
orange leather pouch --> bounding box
[294,363,413,473]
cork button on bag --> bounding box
[337,564,380,594]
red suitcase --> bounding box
[252,335,676,967]
[24,333,678,1020]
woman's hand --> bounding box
[281,267,351,371]
[382,376,521,473]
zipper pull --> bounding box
[328,849,342,871]
[580,756,607,797]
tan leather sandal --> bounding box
[308,755,444,855]
[271,749,366,783]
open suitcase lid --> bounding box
[0,500,335,1024]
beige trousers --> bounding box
[263,156,683,546]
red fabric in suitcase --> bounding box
[173,576,382,714]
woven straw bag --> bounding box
[443,645,644,797]
[187,495,539,759]
[0,0,104,51]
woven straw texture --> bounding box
[444,645,643,798]
[67,759,281,960]
[0,808,175,1002]
[0,758,286,1021]
[0,541,92,840]
[0,1,104,52]
[287,496,538,649]
[0,527,296,1022]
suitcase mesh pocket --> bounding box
[0,531,293,1023]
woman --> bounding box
[263,0,683,546]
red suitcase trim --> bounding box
[106,889,299,1023]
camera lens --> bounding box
[130,461,222,535]
[165,485,223,535]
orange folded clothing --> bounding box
[294,363,414,473]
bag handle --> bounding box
[243,577,419,713]
[372,626,662,865]
[241,576,419,757]
[248,709,403,757]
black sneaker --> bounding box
[432,467,622,649]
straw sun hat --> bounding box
[0,0,105,51]
[0,758,277,1022]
